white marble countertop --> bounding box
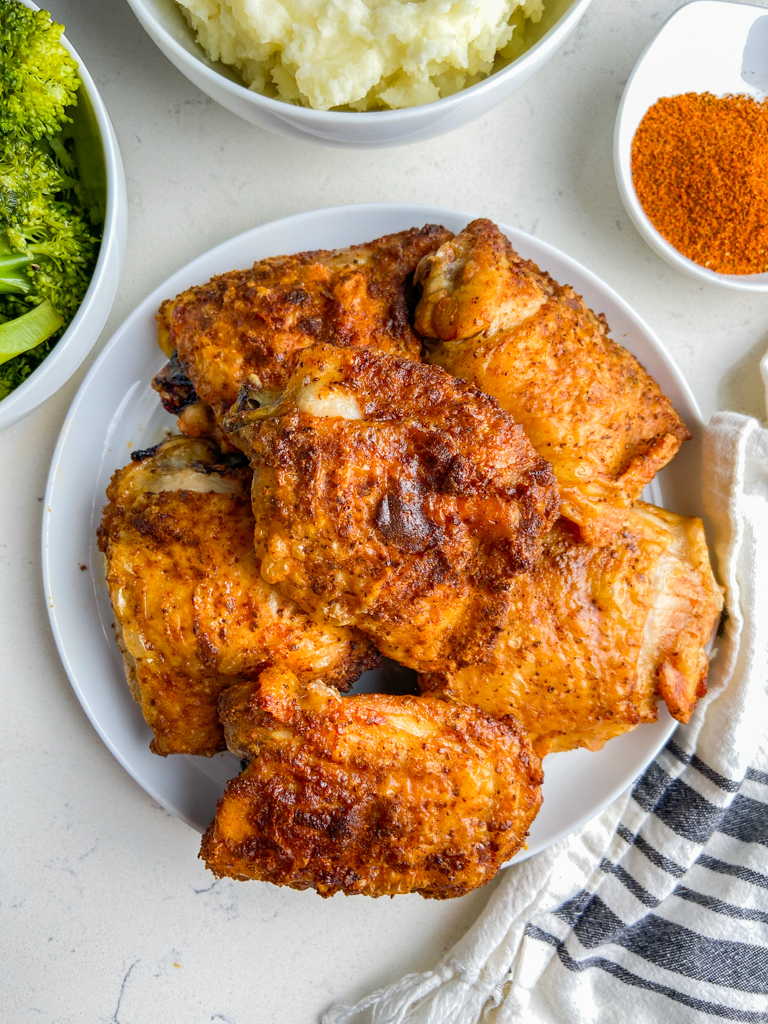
[2,1,766,1021]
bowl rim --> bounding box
[124,0,593,121]
[0,0,125,427]
[613,0,768,293]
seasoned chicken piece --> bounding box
[200,668,543,898]
[415,220,690,544]
[421,503,723,756]
[153,224,453,433]
[97,437,378,756]
[224,343,560,673]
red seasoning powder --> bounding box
[631,92,768,275]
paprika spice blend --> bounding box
[631,92,768,275]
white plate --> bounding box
[614,0,768,292]
[42,203,705,863]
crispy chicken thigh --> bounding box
[415,220,690,544]
[200,668,543,898]
[224,343,560,673]
[152,224,452,436]
[421,503,723,756]
[98,437,378,756]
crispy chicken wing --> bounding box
[152,224,453,435]
[200,667,543,898]
[224,343,560,673]
[415,220,690,544]
[98,437,378,756]
[421,503,723,756]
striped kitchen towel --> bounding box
[323,369,768,1023]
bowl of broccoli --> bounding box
[0,0,126,430]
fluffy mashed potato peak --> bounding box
[177,0,545,111]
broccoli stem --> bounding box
[0,247,32,293]
[0,298,63,366]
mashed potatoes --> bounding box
[176,0,546,111]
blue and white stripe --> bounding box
[526,735,768,1021]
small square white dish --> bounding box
[614,0,768,292]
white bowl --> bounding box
[124,0,593,149]
[614,0,768,292]
[0,2,127,431]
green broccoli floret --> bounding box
[0,0,79,141]
[0,137,99,393]
[0,135,97,310]
[0,134,75,244]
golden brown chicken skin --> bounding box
[200,668,543,898]
[98,437,378,756]
[152,224,453,434]
[415,220,690,544]
[421,503,723,756]
[224,343,560,673]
